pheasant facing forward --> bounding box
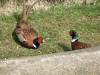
[15,0,43,49]
[69,30,91,50]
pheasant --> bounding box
[69,30,91,50]
[15,0,43,49]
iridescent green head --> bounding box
[69,30,78,40]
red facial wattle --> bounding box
[69,30,73,36]
[38,37,43,44]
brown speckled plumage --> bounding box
[16,25,38,47]
[71,40,91,50]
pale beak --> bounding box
[43,40,45,43]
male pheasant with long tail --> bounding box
[15,0,43,49]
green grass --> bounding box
[0,4,100,59]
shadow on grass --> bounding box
[12,30,23,46]
[58,43,71,51]
[12,30,35,49]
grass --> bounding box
[0,4,100,59]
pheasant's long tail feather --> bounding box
[17,0,40,26]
